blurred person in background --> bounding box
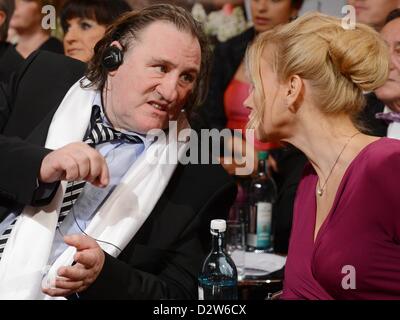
[61,0,131,63]
[197,0,303,137]
[358,9,400,138]
[10,0,64,58]
[347,0,399,31]
[0,0,23,82]
[124,0,243,13]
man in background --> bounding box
[347,0,399,31]
[360,9,400,138]
[0,0,23,82]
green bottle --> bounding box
[247,151,277,252]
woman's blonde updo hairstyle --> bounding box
[247,12,389,129]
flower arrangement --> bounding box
[192,3,248,43]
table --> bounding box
[238,268,284,300]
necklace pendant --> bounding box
[317,189,323,196]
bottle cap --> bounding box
[211,219,226,232]
[258,151,268,160]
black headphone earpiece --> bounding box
[102,46,124,71]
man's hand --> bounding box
[39,142,109,187]
[42,235,105,297]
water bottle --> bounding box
[198,219,238,300]
[247,151,277,252]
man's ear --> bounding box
[285,75,303,113]
[110,40,123,50]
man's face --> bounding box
[104,21,201,134]
[375,18,400,111]
[347,0,399,30]
[10,0,42,32]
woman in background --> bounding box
[198,0,303,140]
[61,0,131,62]
[246,12,400,299]
[10,0,63,58]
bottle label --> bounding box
[247,202,272,249]
[198,286,204,300]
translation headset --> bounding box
[101,15,148,71]
[101,45,124,71]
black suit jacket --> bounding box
[357,92,388,137]
[0,42,23,84]
[38,37,64,55]
[0,51,237,299]
[270,146,307,254]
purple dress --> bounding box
[282,138,400,300]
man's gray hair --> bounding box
[0,0,14,41]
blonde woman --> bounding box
[245,12,400,299]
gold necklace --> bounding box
[317,132,361,197]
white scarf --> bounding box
[0,79,189,299]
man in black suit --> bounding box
[0,4,236,299]
[358,8,400,138]
[0,0,23,83]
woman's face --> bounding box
[250,0,297,33]
[63,17,106,62]
[245,49,291,142]
[10,0,42,33]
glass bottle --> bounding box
[247,151,277,252]
[198,219,238,300]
